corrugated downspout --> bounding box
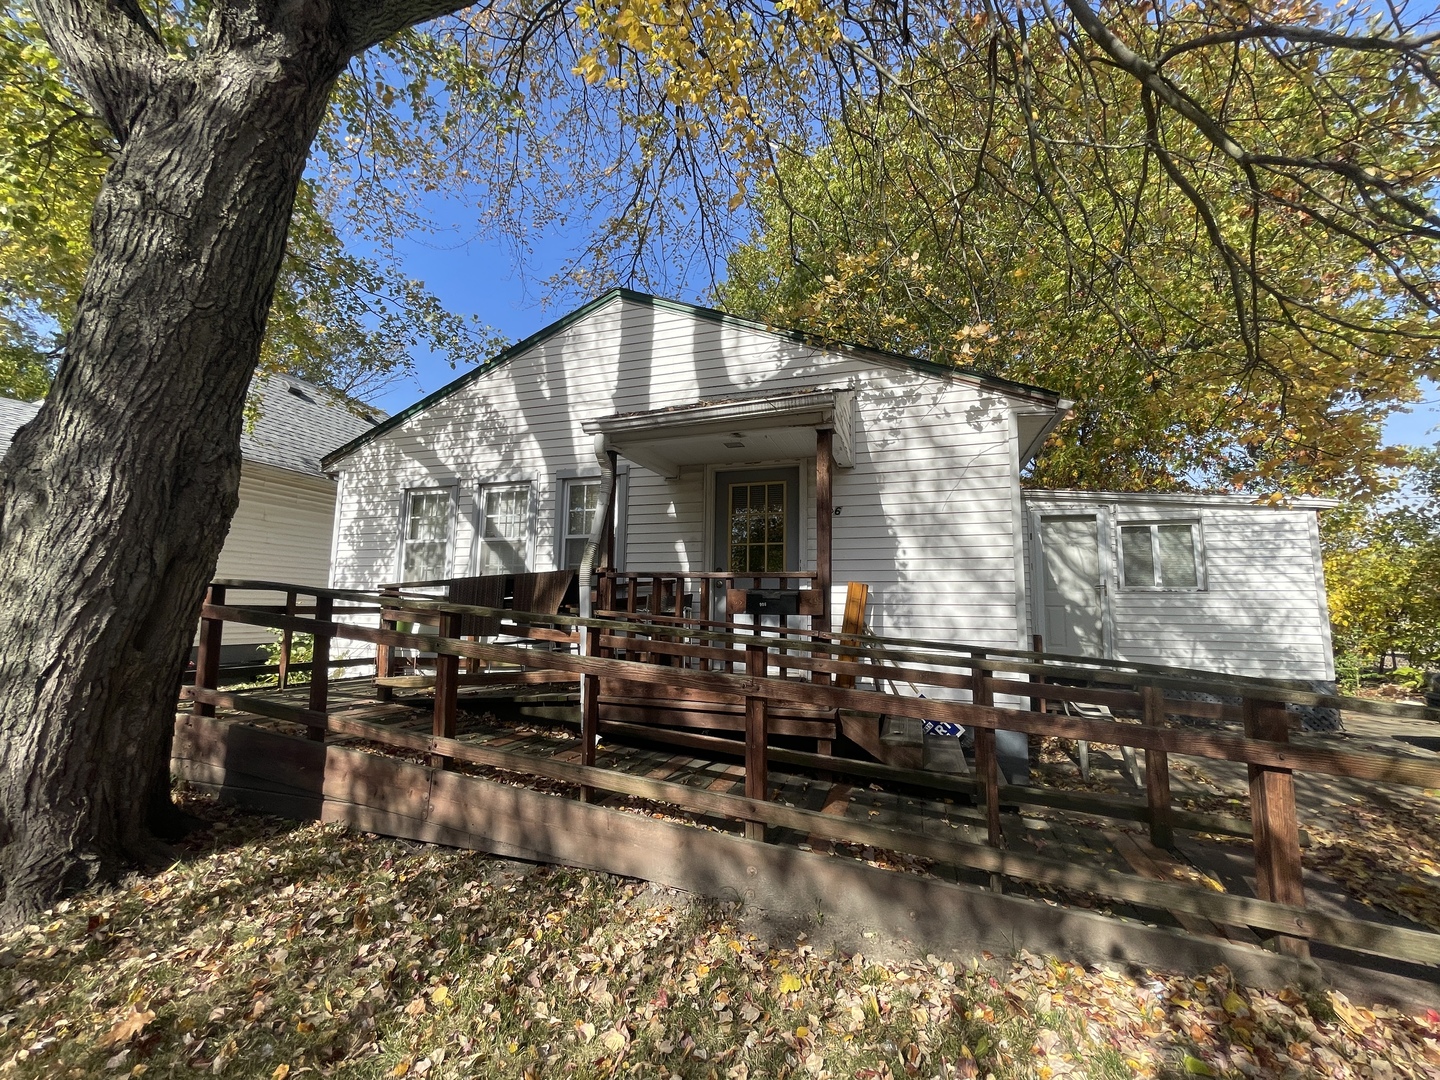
[577,434,615,623]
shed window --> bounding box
[477,483,531,576]
[399,489,453,582]
[1120,522,1201,589]
[561,479,602,570]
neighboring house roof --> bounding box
[242,374,382,478]
[0,397,40,448]
[1,374,381,480]
[323,288,1068,470]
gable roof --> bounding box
[321,288,1066,470]
[2,374,381,479]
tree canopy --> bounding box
[0,5,501,404]
[715,2,1440,498]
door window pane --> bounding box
[479,484,530,576]
[401,490,452,581]
[1156,524,1199,587]
[727,481,786,574]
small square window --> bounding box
[1120,522,1201,589]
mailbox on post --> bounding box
[744,589,801,617]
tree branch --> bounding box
[29,0,165,143]
[334,0,482,57]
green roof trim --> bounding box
[321,288,1063,469]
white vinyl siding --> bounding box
[208,462,340,647]
[1023,492,1333,681]
[328,294,1031,656]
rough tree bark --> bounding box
[0,0,465,927]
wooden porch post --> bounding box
[815,428,834,687]
[278,589,297,689]
[376,586,399,702]
[972,651,1004,892]
[1244,696,1308,957]
[194,584,225,718]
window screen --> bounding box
[1120,523,1200,589]
[400,490,452,582]
[478,484,530,576]
[562,479,602,570]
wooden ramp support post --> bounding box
[745,641,769,841]
[376,586,399,702]
[814,427,833,684]
[194,584,225,718]
[1142,684,1173,848]
[1243,696,1308,958]
[431,611,461,768]
[971,651,1004,891]
[1029,634,1047,715]
[307,594,332,741]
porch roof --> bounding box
[581,387,853,479]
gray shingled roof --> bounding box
[1,375,381,478]
[0,397,40,449]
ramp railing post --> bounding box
[194,584,225,717]
[1143,684,1173,848]
[1244,695,1309,958]
[307,594,332,741]
[376,586,399,702]
[745,640,769,841]
[971,650,1004,891]
[431,610,461,769]
[580,614,601,803]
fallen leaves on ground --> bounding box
[1,792,1437,1078]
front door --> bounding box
[1037,514,1108,657]
[713,467,800,574]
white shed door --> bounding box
[1039,515,1106,657]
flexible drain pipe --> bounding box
[577,434,615,624]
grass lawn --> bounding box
[1,790,1437,1079]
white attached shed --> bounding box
[1021,490,1336,685]
[1,375,382,660]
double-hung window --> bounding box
[561,478,603,570]
[477,483,532,576]
[399,489,454,582]
[1119,522,1202,589]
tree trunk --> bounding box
[0,22,347,926]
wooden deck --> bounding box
[175,577,1440,994]
[194,676,1325,944]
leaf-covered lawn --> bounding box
[2,792,1438,1079]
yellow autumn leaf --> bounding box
[778,972,802,993]
[97,1007,156,1049]
[430,985,449,1005]
[272,1066,291,1080]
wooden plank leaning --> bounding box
[1244,696,1308,959]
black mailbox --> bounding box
[745,589,800,616]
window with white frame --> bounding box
[477,483,532,576]
[399,489,454,582]
[1119,522,1202,589]
[561,478,602,570]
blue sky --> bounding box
[362,225,1440,455]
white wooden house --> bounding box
[321,290,1339,773]
[3,375,381,661]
